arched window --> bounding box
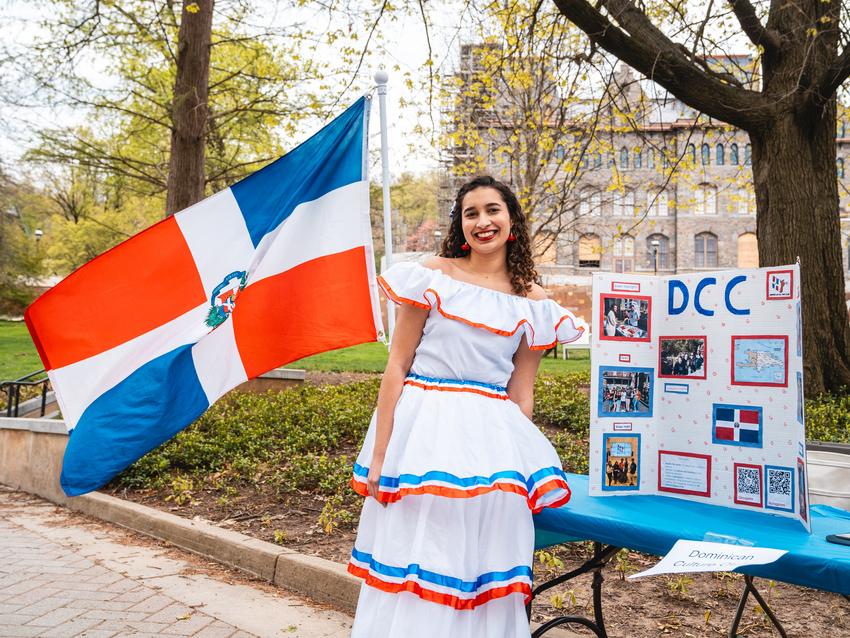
[701,143,710,165]
[730,143,739,165]
[634,148,642,169]
[838,158,845,179]
[688,144,696,164]
[646,234,670,270]
[581,153,589,170]
[744,144,751,165]
[737,232,758,268]
[593,152,603,169]
[620,147,629,169]
[613,235,635,273]
[735,188,754,215]
[578,234,602,268]
[662,148,670,168]
[716,144,725,166]
[694,184,717,216]
[648,150,655,169]
[555,145,566,161]
[695,232,718,268]
[579,188,602,217]
[615,189,636,216]
[648,189,669,217]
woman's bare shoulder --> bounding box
[421,255,455,275]
[526,282,548,301]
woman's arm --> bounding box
[367,302,429,502]
[507,334,544,419]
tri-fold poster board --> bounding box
[589,264,811,531]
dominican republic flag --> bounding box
[714,406,761,445]
[25,97,382,496]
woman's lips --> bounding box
[474,229,498,242]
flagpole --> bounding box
[375,70,395,341]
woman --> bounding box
[348,176,585,637]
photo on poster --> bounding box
[659,336,707,379]
[797,458,808,523]
[764,465,794,512]
[766,269,794,300]
[602,433,640,491]
[796,372,804,425]
[658,450,711,497]
[734,463,763,507]
[711,404,763,448]
[731,335,788,387]
[600,294,651,342]
[598,366,654,417]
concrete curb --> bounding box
[62,490,362,613]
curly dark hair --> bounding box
[440,175,538,296]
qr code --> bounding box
[737,468,761,495]
[767,468,791,495]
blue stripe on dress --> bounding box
[405,372,507,393]
[350,548,531,593]
[353,463,568,492]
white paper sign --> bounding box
[628,540,787,579]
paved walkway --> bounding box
[0,488,353,637]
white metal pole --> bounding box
[375,70,395,341]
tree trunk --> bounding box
[165,0,214,216]
[751,99,850,395]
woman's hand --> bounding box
[367,455,387,506]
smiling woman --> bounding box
[347,175,587,637]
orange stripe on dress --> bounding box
[528,478,572,513]
[350,477,529,503]
[403,379,509,401]
[347,563,532,610]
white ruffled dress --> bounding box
[348,262,585,638]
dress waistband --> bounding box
[404,373,509,400]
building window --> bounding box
[737,232,758,268]
[578,234,601,268]
[620,147,629,169]
[646,234,670,270]
[648,150,655,169]
[716,144,725,166]
[581,153,589,170]
[648,189,669,217]
[688,144,696,164]
[838,158,845,179]
[744,144,751,165]
[694,184,717,215]
[730,143,739,165]
[593,152,602,169]
[634,149,642,169]
[695,232,718,268]
[735,188,753,215]
[555,145,566,161]
[614,189,636,216]
[662,148,670,168]
[579,188,602,217]
[701,143,710,166]
[613,235,635,272]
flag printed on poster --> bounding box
[712,405,762,447]
[25,97,382,497]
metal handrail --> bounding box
[0,369,50,417]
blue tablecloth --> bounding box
[533,474,850,595]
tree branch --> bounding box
[552,0,775,131]
[727,0,781,53]
[818,47,850,101]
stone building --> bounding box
[440,44,850,287]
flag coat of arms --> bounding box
[713,405,762,446]
[25,97,382,496]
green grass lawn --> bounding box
[0,320,43,380]
[291,341,590,376]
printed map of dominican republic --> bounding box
[733,338,786,384]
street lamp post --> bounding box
[434,229,442,253]
[651,239,660,275]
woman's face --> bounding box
[459,187,512,255]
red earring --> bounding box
[461,242,470,251]
[508,233,517,242]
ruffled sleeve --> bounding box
[376,261,435,310]
[376,261,587,348]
